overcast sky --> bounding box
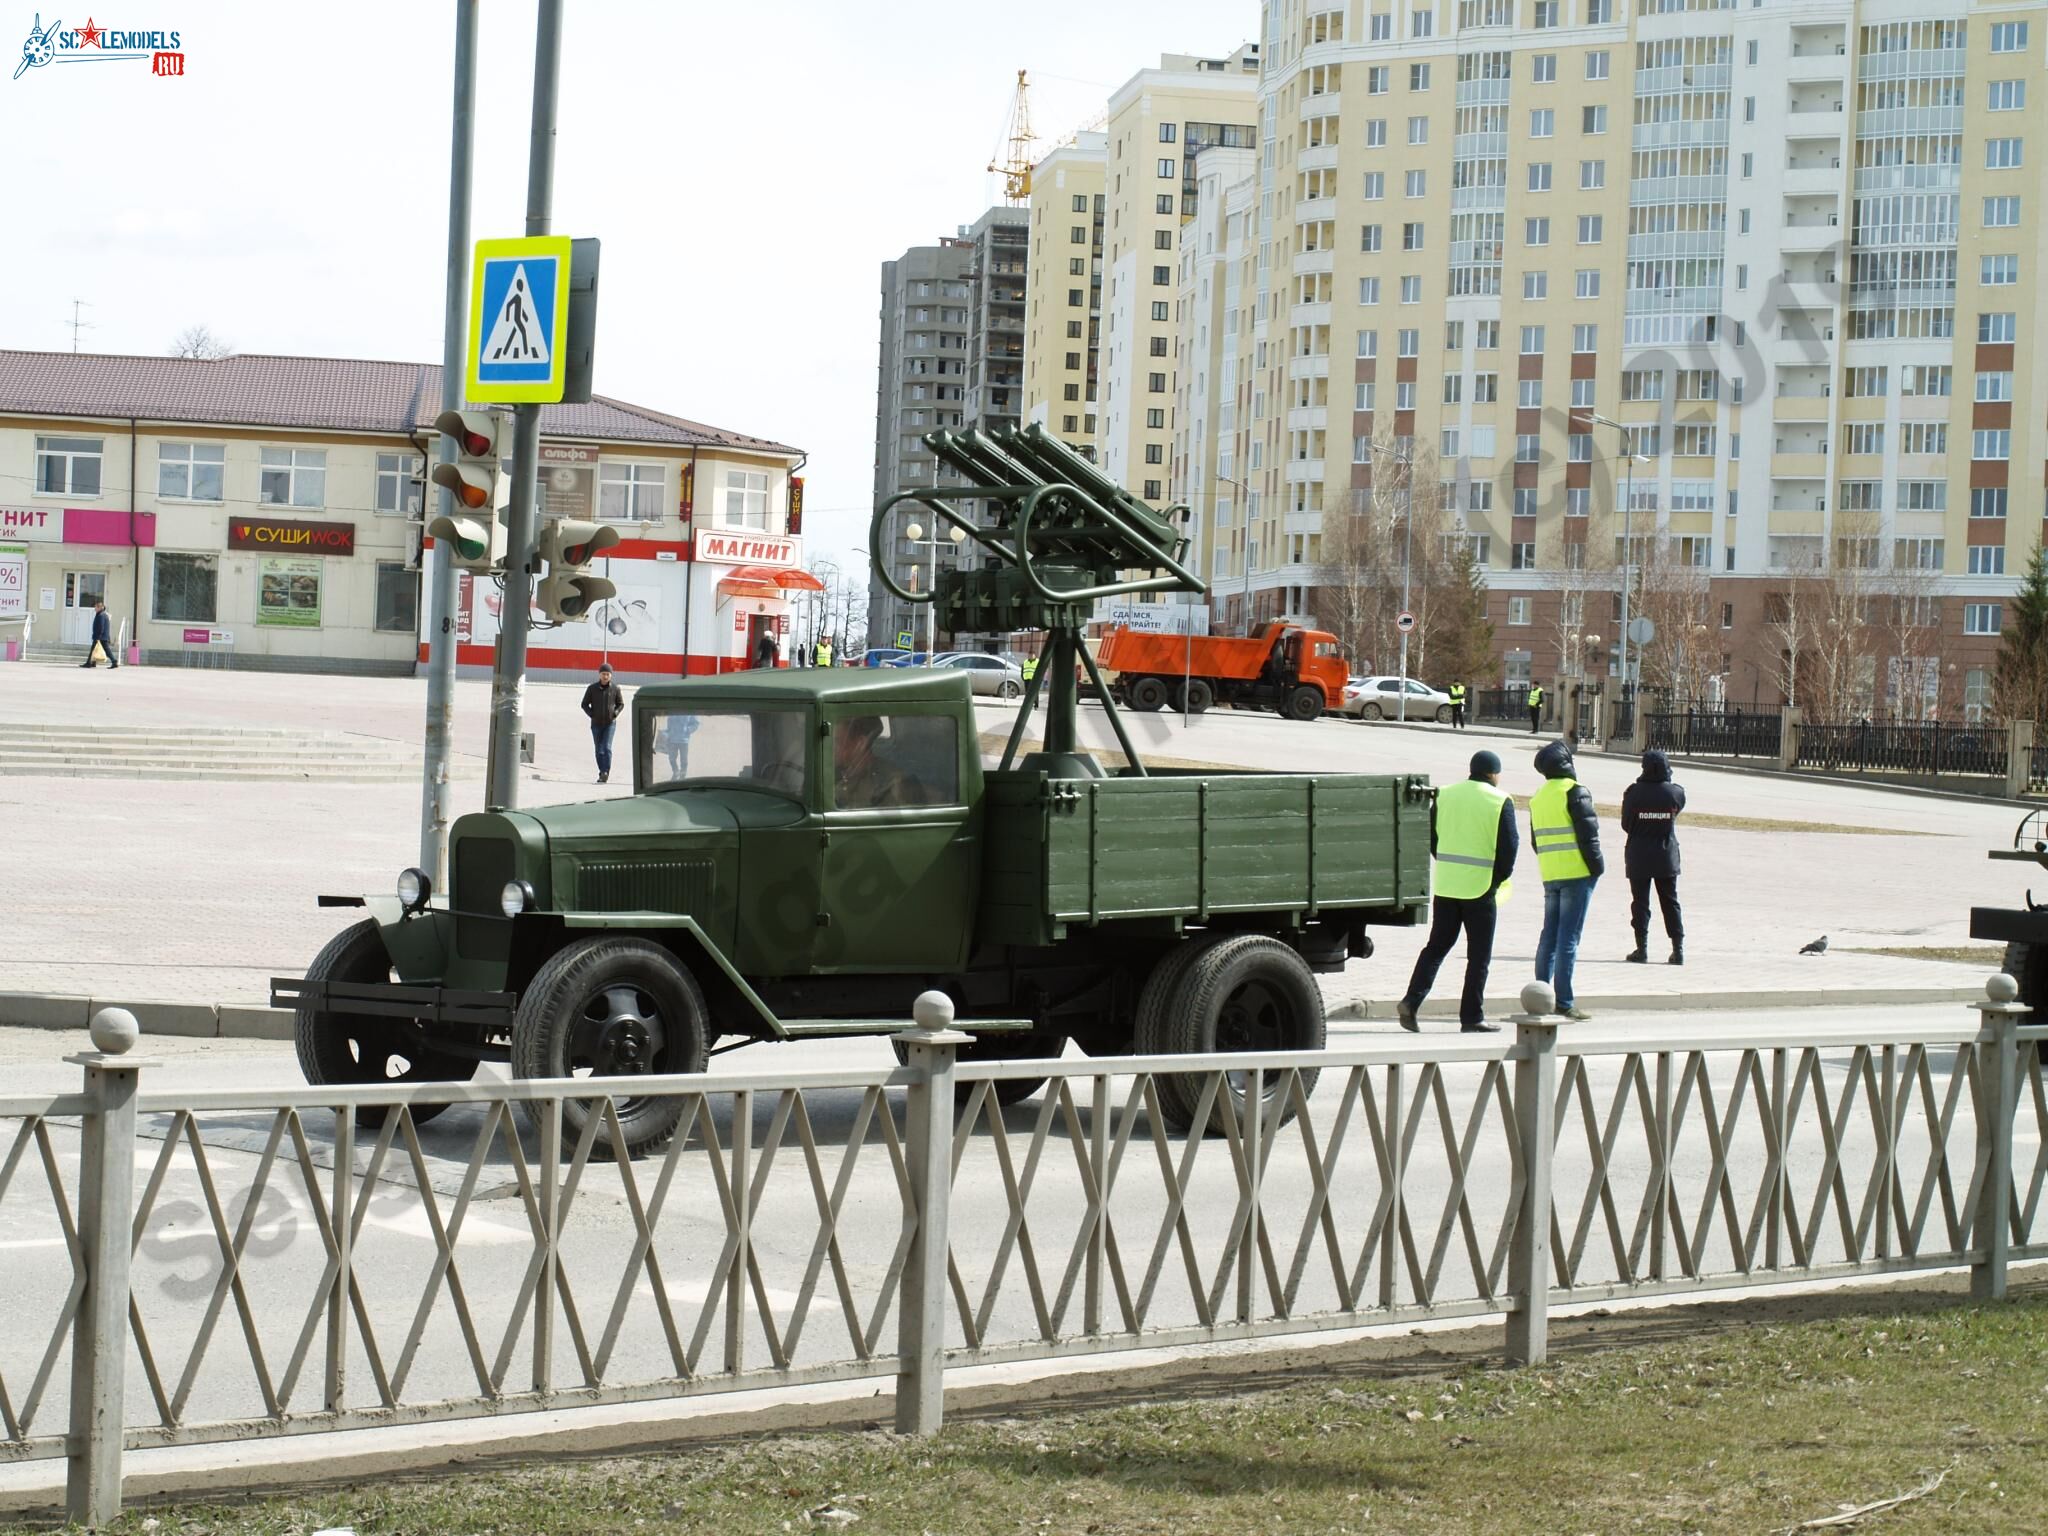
[1,0,1255,574]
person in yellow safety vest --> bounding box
[1398,750,1519,1034]
[1526,682,1544,733]
[1448,681,1468,731]
[1530,738,1606,1022]
[814,636,834,668]
[1022,655,1038,683]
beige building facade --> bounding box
[1023,133,1109,456]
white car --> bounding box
[1343,675,1454,722]
[935,652,1025,699]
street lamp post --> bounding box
[1590,415,1649,719]
[903,521,967,660]
[1392,439,1415,721]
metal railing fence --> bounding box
[3,987,2042,1525]
[1642,710,1784,759]
[1795,718,2007,778]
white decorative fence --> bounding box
[2,985,2042,1524]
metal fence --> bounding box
[1795,719,2007,779]
[1643,710,1784,760]
[1473,687,1532,723]
[4,988,2043,1524]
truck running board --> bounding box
[269,976,517,1031]
[773,1017,1035,1038]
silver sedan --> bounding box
[935,652,1025,699]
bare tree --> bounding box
[169,324,233,360]
[1633,539,1718,705]
[1314,417,1442,677]
[1872,559,1955,721]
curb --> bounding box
[1329,982,1984,1023]
[0,992,293,1041]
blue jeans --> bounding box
[591,720,616,776]
[1536,876,1596,1010]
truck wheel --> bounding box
[1361,703,1383,721]
[893,1031,1064,1107]
[2001,941,2048,1013]
[294,920,476,1128]
[1155,935,1325,1136]
[1128,675,1169,712]
[1175,678,1213,714]
[513,937,710,1159]
[1285,686,1324,722]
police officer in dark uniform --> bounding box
[1622,747,1686,964]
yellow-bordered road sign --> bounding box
[466,236,572,403]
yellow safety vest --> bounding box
[1528,685,1544,707]
[1023,657,1038,680]
[1449,684,1466,704]
[815,640,833,666]
[1531,777,1592,884]
[1432,778,1510,901]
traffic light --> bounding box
[427,409,507,569]
[535,517,621,620]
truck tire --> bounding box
[2001,940,2048,1013]
[1176,678,1213,714]
[1129,675,1169,712]
[1154,935,1326,1136]
[1132,935,1223,1057]
[892,1031,1064,1108]
[512,937,710,1159]
[295,919,476,1128]
[1285,685,1324,722]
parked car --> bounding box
[1343,675,1454,723]
[936,652,1025,699]
[858,648,909,668]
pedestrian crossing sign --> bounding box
[466,236,573,403]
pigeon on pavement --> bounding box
[1799,935,1829,955]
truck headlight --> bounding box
[500,880,535,919]
[396,867,431,915]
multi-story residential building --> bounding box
[870,208,1032,651]
[1171,0,2045,717]
[0,350,800,678]
[1023,133,1109,455]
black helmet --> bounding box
[1534,738,1575,779]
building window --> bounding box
[1063,383,1080,402]
[1159,123,1177,143]
[604,461,670,523]
[1579,159,1604,190]
[1525,216,1550,246]
[1361,224,1382,252]
[1986,138,2024,170]
[1408,116,1429,146]
[1533,53,1557,82]
[1577,214,1602,244]
[1398,328,1421,357]
[1148,372,1167,392]
[1974,429,2011,461]
[1525,271,1549,300]
[1965,603,2003,636]
[1989,80,2026,112]
[375,561,417,633]
[1981,254,2020,287]
[1520,325,1545,354]
[1584,0,1611,20]
[1157,158,1176,178]
[1402,222,1424,250]
[1143,480,1162,501]
[34,435,103,497]
[1985,196,2022,227]
[1530,108,1554,137]
[1406,168,1427,197]
[1410,63,1431,90]
[1972,488,2009,519]
[1511,542,1537,569]
[1991,21,2029,51]
[1146,408,1165,429]
[1412,9,1433,36]
[1534,0,1558,24]
[150,552,217,623]
[1368,66,1390,94]
[1519,379,1543,409]
[1575,269,1600,299]
[1581,105,1606,134]
[1585,47,1609,78]
[1969,547,2007,576]
[258,447,326,509]
[375,452,424,517]
[1153,264,1171,285]
[1528,162,1552,192]
[1360,276,1381,304]
[1572,324,1597,353]
[156,442,224,502]
[1366,118,1387,147]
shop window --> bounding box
[258,447,326,509]
[600,461,668,523]
[157,442,224,502]
[151,552,218,624]
[715,468,769,531]
[375,453,425,517]
[375,561,418,633]
[35,436,102,497]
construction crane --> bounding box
[987,69,1036,204]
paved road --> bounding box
[0,666,2019,1008]
[0,1001,2018,1450]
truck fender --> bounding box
[557,912,786,1038]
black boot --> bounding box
[1625,939,1648,964]
[1668,943,1684,966]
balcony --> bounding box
[1284,459,1327,484]
[1782,166,1843,197]
[1767,510,1827,539]
[1301,92,1341,122]
[1289,301,1332,328]
[1293,247,1335,275]
[1770,453,1829,480]
[1287,405,1329,431]
[1288,353,1331,380]
[1784,110,1844,143]
[1780,222,1842,254]
[1779,280,1836,311]
[1772,393,1831,422]
[1786,52,1847,85]
[1299,143,1339,173]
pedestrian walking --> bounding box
[1530,738,1604,1021]
[1525,682,1543,733]
[1622,747,1686,965]
[1448,681,1467,730]
[580,662,624,784]
[1398,750,1519,1035]
[80,600,118,669]
[754,629,778,670]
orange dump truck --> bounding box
[1097,621,1348,720]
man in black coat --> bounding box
[580,662,624,784]
[81,600,118,669]
[1621,747,1686,964]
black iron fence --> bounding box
[1795,719,2007,779]
[1473,687,1533,723]
[1643,710,1784,759]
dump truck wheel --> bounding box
[513,937,710,1159]
[893,1031,1064,1107]
[1176,678,1213,714]
[1286,685,1324,721]
[1129,675,1169,712]
[2001,941,2047,1013]
[1153,935,1325,1136]
[294,919,476,1128]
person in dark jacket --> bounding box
[1530,738,1604,1020]
[81,600,118,669]
[580,662,624,783]
[1621,747,1686,964]
[1399,750,1519,1034]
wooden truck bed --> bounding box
[978,769,1432,945]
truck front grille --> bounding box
[573,857,715,915]
[454,837,517,963]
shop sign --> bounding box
[0,508,61,543]
[695,531,799,568]
[540,442,598,465]
[0,545,26,618]
[182,628,233,645]
[787,475,804,535]
[229,517,355,556]
[257,555,323,628]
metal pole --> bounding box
[1397,444,1412,721]
[895,991,967,1434]
[1970,975,2025,1300]
[486,0,564,812]
[1620,452,1634,707]
[1506,997,1558,1365]
[420,0,478,882]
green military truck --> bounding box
[278,424,1432,1155]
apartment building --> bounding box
[870,208,1031,650]
[1023,132,1109,455]
[1175,0,2045,715]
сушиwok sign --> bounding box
[227,518,355,556]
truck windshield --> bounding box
[643,709,807,796]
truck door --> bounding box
[814,707,981,972]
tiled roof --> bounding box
[0,350,802,456]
